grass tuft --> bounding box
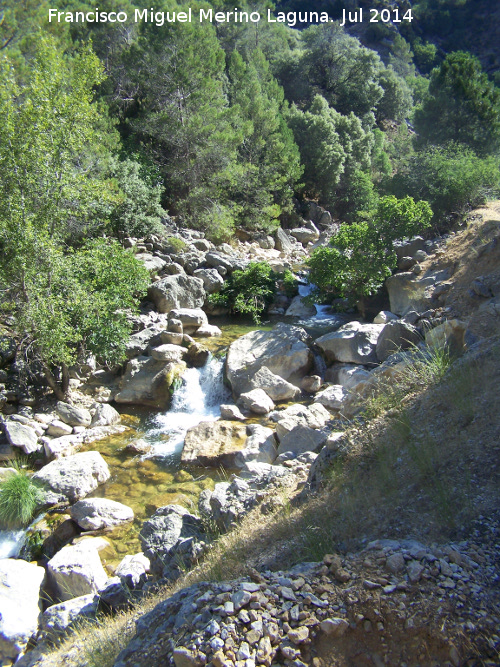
[0,470,43,529]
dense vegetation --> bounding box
[0,0,499,389]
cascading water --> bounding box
[0,530,26,559]
[147,354,231,458]
[298,281,347,327]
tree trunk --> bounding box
[42,363,66,402]
[61,363,70,397]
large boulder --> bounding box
[150,344,186,363]
[324,364,371,389]
[148,274,205,313]
[70,498,134,531]
[181,421,247,467]
[3,421,39,454]
[114,357,186,409]
[193,268,224,294]
[47,541,109,602]
[250,366,301,402]
[385,273,436,316]
[425,319,467,356]
[376,321,422,362]
[33,451,110,504]
[135,253,166,275]
[139,505,206,579]
[205,251,247,273]
[226,323,312,396]
[277,424,328,456]
[290,227,319,244]
[270,403,331,442]
[0,559,45,662]
[275,228,295,254]
[56,402,92,427]
[316,321,385,365]
[39,594,99,641]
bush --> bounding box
[392,143,500,221]
[208,262,296,323]
[308,195,432,303]
[0,471,43,529]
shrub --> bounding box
[208,262,295,323]
[165,236,187,253]
[0,471,43,529]
[308,195,432,303]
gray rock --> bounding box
[33,451,110,504]
[234,425,277,468]
[47,420,73,437]
[238,388,275,415]
[135,253,166,275]
[300,375,322,393]
[316,321,385,365]
[320,617,349,637]
[226,323,312,396]
[275,228,295,254]
[385,272,435,316]
[394,236,426,261]
[194,323,222,338]
[314,384,349,410]
[425,319,467,356]
[56,402,92,427]
[139,505,206,579]
[160,331,184,345]
[4,421,39,454]
[47,541,109,601]
[324,364,371,389]
[39,594,99,640]
[285,295,316,318]
[250,366,301,402]
[373,311,398,325]
[90,404,121,428]
[150,344,186,363]
[290,227,319,244]
[277,424,327,456]
[148,274,205,313]
[70,498,134,531]
[115,356,186,409]
[0,559,45,662]
[115,553,150,588]
[193,268,224,294]
[220,404,246,421]
[168,308,208,333]
[125,326,164,360]
[205,251,247,273]
[376,321,422,362]
[181,420,247,467]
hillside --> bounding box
[20,202,500,667]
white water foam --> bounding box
[0,530,26,559]
[148,355,231,457]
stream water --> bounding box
[0,302,347,568]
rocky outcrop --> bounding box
[226,324,312,396]
[316,321,385,365]
[139,505,206,579]
[47,540,109,602]
[199,464,294,532]
[115,357,186,409]
[0,559,45,663]
[33,451,110,504]
[70,498,134,531]
[181,421,247,467]
[148,275,205,313]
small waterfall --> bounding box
[148,354,231,457]
[0,530,27,560]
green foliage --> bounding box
[227,50,302,232]
[0,471,43,529]
[308,196,432,302]
[288,95,375,217]
[412,38,440,75]
[165,236,187,253]
[17,238,150,370]
[209,261,289,322]
[392,143,500,220]
[107,157,166,238]
[414,51,500,156]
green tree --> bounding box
[413,51,500,156]
[309,196,432,303]
[227,49,302,232]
